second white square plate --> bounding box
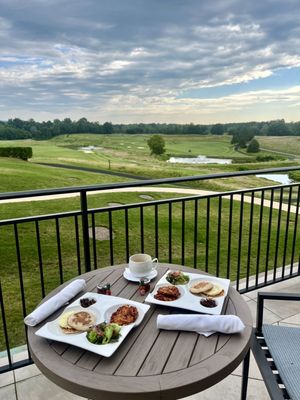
[145,271,230,315]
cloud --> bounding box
[0,0,300,122]
[85,85,300,122]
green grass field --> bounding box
[0,134,298,194]
[52,133,244,158]
[0,157,128,193]
[0,135,249,178]
[259,136,300,156]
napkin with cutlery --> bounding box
[157,314,245,337]
[24,279,86,326]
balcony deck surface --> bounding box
[1,275,300,400]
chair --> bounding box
[251,292,300,400]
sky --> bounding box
[0,0,300,124]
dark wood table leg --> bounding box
[241,348,250,400]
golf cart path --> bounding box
[1,187,298,214]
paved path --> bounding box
[1,186,299,214]
[36,163,148,181]
[260,147,298,159]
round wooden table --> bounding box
[28,264,252,400]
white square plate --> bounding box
[35,293,150,357]
[145,271,230,315]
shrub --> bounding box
[0,147,33,160]
[147,135,166,155]
[247,138,260,153]
[256,154,285,162]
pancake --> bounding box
[60,326,79,334]
[203,283,224,297]
[59,311,75,329]
[189,280,213,294]
[59,310,83,334]
[67,311,96,332]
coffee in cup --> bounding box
[128,254,158,278]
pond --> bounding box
[79,146,103,153]
[167,155,232,165]
[256,174,293,185]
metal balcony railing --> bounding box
[0,166,300,373]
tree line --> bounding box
[0,117,300,141]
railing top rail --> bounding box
[0,165,300,201]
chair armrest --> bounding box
[256,292,300,333]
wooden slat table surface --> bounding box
[28,264,252,400]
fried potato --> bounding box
[110,305,138,325]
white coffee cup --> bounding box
[128,254,158,278]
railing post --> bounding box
[80,190,91,272]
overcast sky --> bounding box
[1,0,300,123]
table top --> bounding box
[28,264,252,400]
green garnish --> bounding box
[166,271,190,285]
[86,322,121,345]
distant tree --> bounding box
[187,123,207,135]
[8,118,24,129]
[52,119,61,136]
[260,124,269,136]
[247,138,260,153]
[147,134,165,155]
[61,118,74,134]
[0,125,31,140]
[103,121,114,134]
[291,122,300,136]
[267,119,290,136]
[230,125,256,149]
[76,117,89,133]
[3,117,300,140]
[210,123,224,135]
[126,126,141,134]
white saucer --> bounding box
[123,268,158,282]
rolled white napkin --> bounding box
[24,279,86,326]
[157,314,245,337]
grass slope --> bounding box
[259,136,300,157]
[0,158,128,193]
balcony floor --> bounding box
[1,275,300,400]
